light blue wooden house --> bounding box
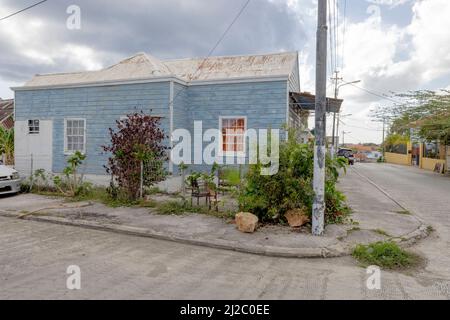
[13,51,308,187]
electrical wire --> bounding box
[0,0,48,22]
[327,0,335,75]
[334,0,338,71]
[348,83,404,105]
[341,0,347,73]
[188,0,251,82]
[166,0,251,108]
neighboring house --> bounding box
[13,51,308,185]
[0,98,14,130]
[385,140,448,173]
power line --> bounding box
[0,0,48,22]
[341,0,347,73]
[168,0,251,105]
[341,122,383,132]
[348,83,404,104]
[334,0,338,71]
[188,0,251,82]
[327,0,335,75]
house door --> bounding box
[14,120,53,176]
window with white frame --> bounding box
[28,120,40,134]
[220,117,246,155]
[65,119,86,153]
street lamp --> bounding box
[335,113,352,150]
[342,131,351,147]
[331,80,361,152]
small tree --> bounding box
[0,127,14,165]
[53,151,90,197]
[102,111,168,200]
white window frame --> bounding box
[28,119,40,135]
[218,116,247,158]
[64,118,86,155]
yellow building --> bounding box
[385,142,448,173]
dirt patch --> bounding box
[51,211,122,224]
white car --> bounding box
[0,165,21,195]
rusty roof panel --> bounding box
[22,52,298,88]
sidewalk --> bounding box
[0,171,430,258]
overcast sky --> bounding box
[1,0,449,143]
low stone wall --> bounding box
[421,158,446,172]
[385,152,410,166]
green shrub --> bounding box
[238,132,350,224]
[156,201,194,215]
[220,167,241,186]
[352,241,419,269]
[52,151,92,197]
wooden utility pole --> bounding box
[312,0,327,236]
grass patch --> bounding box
[352,241,420,269]
[395,210,411,215]
[155,201,197,215]
[347,226,361,234]
[138,199,157,208]
[29,185,235,220]
[154,200,235,219]
[31,186,140,208]
[373,229,391,237]
[427,225,435,233]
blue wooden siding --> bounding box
[186,80,288,172]
[15,79,289,176]
[15,82,170,175]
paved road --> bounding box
[349,163,450,289]
[0,163,449,299]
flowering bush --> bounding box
[102,111,168,200]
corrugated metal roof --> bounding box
[23,51,298,88]
[165,52,298,81]
[0,99,14,130]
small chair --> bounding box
[190,178,210,206]
[190,177,219,211]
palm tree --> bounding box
[0,127,14,165]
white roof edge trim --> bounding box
[11,75,289,91]
[11,76,187,91]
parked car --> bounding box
[337,148,355,165]
[0,165,21,195]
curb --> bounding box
[0,210,350,258]
[0,209,429,259]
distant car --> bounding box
[0,165,21,195]
[337,148,355,165]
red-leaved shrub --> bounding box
[102,111,168,200]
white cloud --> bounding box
[366,0,412,9]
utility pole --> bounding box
[382,117,386,157]
[331,70,342,157]
[312,0,327,236]
[342,131,351,147]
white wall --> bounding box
[15,120,53,176]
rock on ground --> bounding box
[235,212,259,233]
